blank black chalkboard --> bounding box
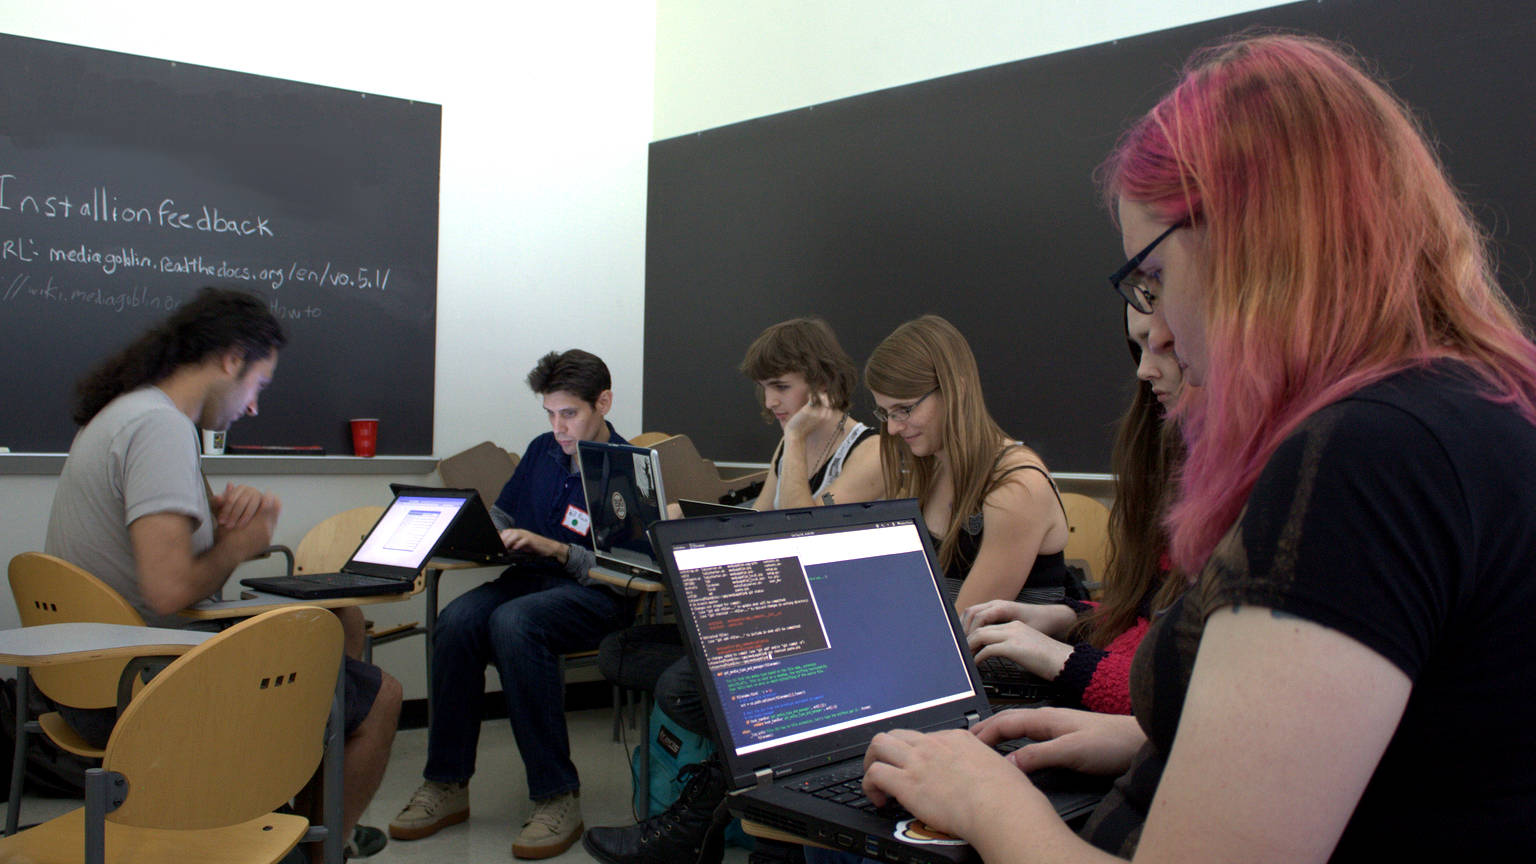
[0,33,440,454]
[643,0,1536,473]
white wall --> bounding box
[654,0,1286,138]
[0,0,655,698]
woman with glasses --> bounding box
[847,34,1536,862]
[961,303,1188,714]
[864,314,1071,611]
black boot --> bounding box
[582,760,728,864]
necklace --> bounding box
[809,413,848,478]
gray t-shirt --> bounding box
[45,387,214,627]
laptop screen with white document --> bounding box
[666,513,979,760]
[349,492,468,571]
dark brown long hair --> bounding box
[72,287,285,425]
[1075,330,1187,648]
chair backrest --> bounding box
[628,431,672,448]
[1059,493,1112,586]
[8,552,146,708]
[293,506,388,575]
[437,441,520,509]
[657,432,767,504]
[104,605,342,830]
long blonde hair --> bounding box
[864,315,1011,573]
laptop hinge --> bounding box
[965,711,982,729]
[753,768,774,789]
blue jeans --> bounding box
[424,568,634,799]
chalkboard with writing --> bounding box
[0,33,440,454]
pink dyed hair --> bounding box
[1101,33,1536,574]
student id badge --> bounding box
[563,504,591,536]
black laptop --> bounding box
[388,484,540,567]
[648,500,1102,863]
[240,489,470,599]
[576,440,668,578]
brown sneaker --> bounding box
[511,790,583,859]
[388,780,469,840]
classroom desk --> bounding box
[178,574,428,619]
[0,625,213,836]
[0,620,350,863]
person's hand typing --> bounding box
[974,707,1146,776]
[500,528,567,562]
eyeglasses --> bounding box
[1109,221,1187,314]
[873,388,938,425]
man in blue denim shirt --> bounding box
[389,349,635,859]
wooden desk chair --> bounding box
[437,440,520,508]
[291,506,387,576]
[6,553,152,834]
[8,553,147,755]
[287,506,418,659]
[1060,493,1111,597]
[648,434,766,504]
[0,605,342,864]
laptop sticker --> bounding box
[894,818,965,846]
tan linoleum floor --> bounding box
[12,707,751,863]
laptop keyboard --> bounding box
[788,739,1028,816]
[789,762,890,815]
[977,656,1056,701]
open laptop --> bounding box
[648,500,1102,863]
[388,484,540,567]
[239,489,470,599]
[576,440,668,578]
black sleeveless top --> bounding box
[932,454,1070,603]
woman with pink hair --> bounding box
[846,33,1536,862]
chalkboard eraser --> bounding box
[225,445,327,456]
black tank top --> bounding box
[931,453,1070,603]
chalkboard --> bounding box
[643,0,1536,473]
[0,33,440,455]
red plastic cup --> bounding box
[350,418,379,457]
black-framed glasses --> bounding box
[1109,221,1187,314]
[873,388,938,425]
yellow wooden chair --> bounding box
[284,505,419,658]
[0,605,342,864]
[1060,492,1112,597]
[8,553,147,755]
[291,506,387,577]
[6,553,155,835]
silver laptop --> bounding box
[576,440,668,578]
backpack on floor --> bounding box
[630,704,752,849]
[631,704,713,818]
